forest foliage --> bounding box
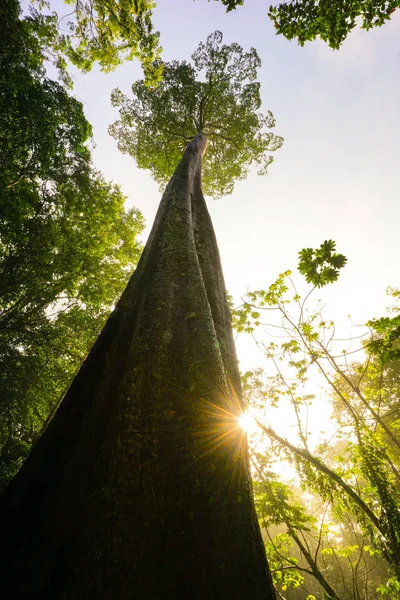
[0,0,144,488]
[21,0,162,86]
[233,242,400,598]
[216,0,399,49]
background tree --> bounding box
[367,288,400,363]
[109,30,283,198]
[251,450,389,600]
[214,0,399,50]
[268,0,399,50]
[0,0,144,488]
[240,369,391,600]
[25,0,162,84]
[232,242,400,596]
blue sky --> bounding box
[62,1,400,371]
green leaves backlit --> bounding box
[30,0,162,84]
[298,240,347,288]
[268,0,399,50]
[109,30,283,198]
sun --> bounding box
[238,411,257,435]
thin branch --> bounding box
[257,419,383,534]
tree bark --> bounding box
[0,133,276,599]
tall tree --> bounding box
[215,0,399,50]
[109,30,283,198]
[0,133,276,599]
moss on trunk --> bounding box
[0,134,276,599]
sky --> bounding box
[55,1,400,429]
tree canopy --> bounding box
[216,0,399,49]
[109,30,283,198]
[24,0,162,85]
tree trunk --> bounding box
[0,134,276,599]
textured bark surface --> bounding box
[0,134,276,599]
